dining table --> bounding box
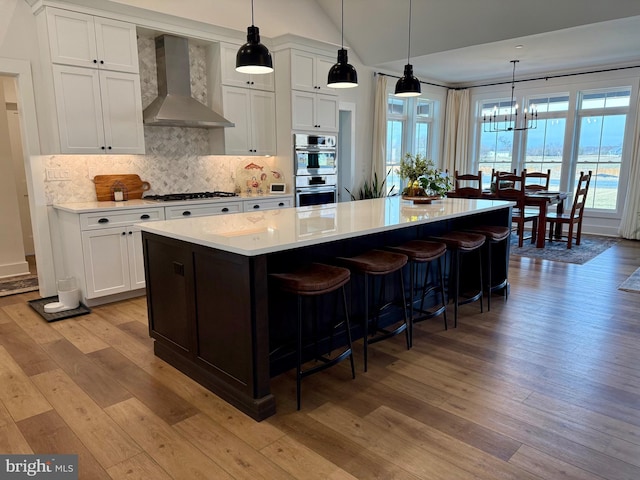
[448,189,568,248]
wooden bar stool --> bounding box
[467,225,510,311]
[388,240,448,344]
[338,250,409,372]
[432,231,485,327]
[270,262,355,410]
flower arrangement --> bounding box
[398,153,452,197]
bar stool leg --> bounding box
[399,269,410,349]
[296,295,303,411]
[437,257,448,330]
[363,273,370,373]
[342,286,356,379]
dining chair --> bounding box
[490,168,517,193]
[495,171,539,247]
[546,171,592,249]
[449,171,482,198]
[524,169,551,192]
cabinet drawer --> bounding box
[243,198,293,212]
[165,202,242,219]
[80,208,164,230]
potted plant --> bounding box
[398,153,452,200]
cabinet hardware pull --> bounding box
[279,202,284,206]
[128,231,133,235]
[121,232,126,236]
[221,208,229,212]
[101,146,106,150]
[107,146,112,150]
[100,60,104,64]
[140,214,150,219]
[93,59,97,63]
[253,205,260,209]
[173,262,184,276]
[98,218,109,223]
[182,211,191,216]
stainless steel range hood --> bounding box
[143,34,234,128]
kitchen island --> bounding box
[140,197,512,420]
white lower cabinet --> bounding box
[81,225,141,297]
[243,197,293,212]
[56,206,164,305]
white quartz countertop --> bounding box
[139,197,514,257]
[53,194,293,213]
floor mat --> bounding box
[0,273,38,297]
[510,234,619,265]
[619,266,640,293]
[28,296,91,322]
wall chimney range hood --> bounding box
[143,34,234,128]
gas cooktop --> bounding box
[143,191,237,202]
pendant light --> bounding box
[327,0,358,88]
[236,0,273,74]
[395,0,421,97]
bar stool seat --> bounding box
[338,249,409,372]
[388,240,448,344]
[467,225,510,311]
[432,231,485,327]
[270,262,355,410]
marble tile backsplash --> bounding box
[42,154,285,204]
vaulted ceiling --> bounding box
[313,0,640,86]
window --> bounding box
[522,95,569,190]
[475,84,632,212]
[574,88,630,210]
[386,94,437,194]
[478,99,515,188]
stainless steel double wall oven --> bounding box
[294,133,337,206]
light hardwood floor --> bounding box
[1,239,640,479]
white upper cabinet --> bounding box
[219,43,274,91]
[222,86,276,155]
[291,50,336,95]
[53,65,145,154]
[292,91,338,132]
[46,8,139,73]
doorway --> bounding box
[338,102,356,202]
[0,74,34,280]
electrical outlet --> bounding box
[45,168,72,181]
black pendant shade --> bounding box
[328,48,358,88]
[236,0,273,74]
[395,0,421,97]
[395,64,421,97]
[328,0,358,88]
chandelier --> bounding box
[483,60,537,132]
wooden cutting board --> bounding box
[93,174,151,201]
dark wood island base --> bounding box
[141,198,512,421]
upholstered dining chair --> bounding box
[546,171,592,249]
[495,171,539,248]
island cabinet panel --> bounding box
[143,233,275,421]
[192,248,254,388]
[144,235,193,353]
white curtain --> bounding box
[443,89,470,174]
[371,74,387,181]
[618,81,640,239]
